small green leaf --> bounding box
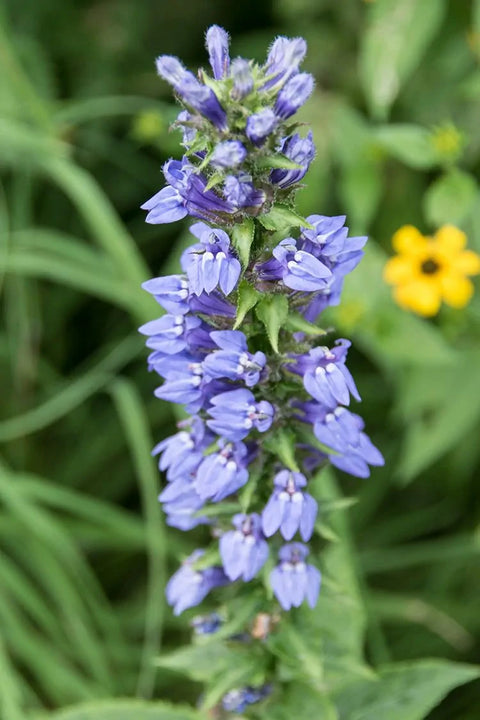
[230,218,255,268]
[424,169,478,226]
[285,312,327,336]
[374,125,438,169]
[264,429,300,472]
[234,280,261,329]
[255,294,289,352]
[266,682,338,720]
[204,172,224,191]
[258,204,312,234]
[255,154,302,171]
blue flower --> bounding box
[262,36,307,90]
[205,25,230,80]
[292,339,360,408]
[211,140,247,169]
[313,407,384,478]
[152,417,211,481]
[160,483,208,531]
[223,174,266,209]
[203,330,266,387]
[270,132,315,188]
[270,543,321,610]
[272,238,332,291]
[231,57,253,99]
[207,388,274,441]
[246,108,278,146]
[262,470,317,541]
[222,686,271,714]
[191,611,223,635]
[155,55,190,86]
[188,290,236,318]
[274,73,314,119]
[138,314,201,355]
[181,225,241,296]
[220,513,269,581]
[195,439,251,501]
[166,550,229,615]
[142,275,190,315]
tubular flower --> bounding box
[138,26,383,626]
[384,224,480,316]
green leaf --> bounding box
[234,280,261,329]
[285,312,327,336]
[334,660,480,720]
[230,218,255,268]
[255,154,302,170]
[255,294,289,352]
[339,160,382,233]
[424,169,478,226]
[263,429,300,471]
[38,699,206,720]
[361,0,446,119]
[267,682,338,720]
[204,172,224,191]
[258,204,312,234]
[374,125,438,169]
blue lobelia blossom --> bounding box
[139,25,384,627]
[195,439,252,501]
[191,611,223,635]
[270,132,315,188]
[203,330,266,387]
[166,550,229,615]
[207,388,274,441]
[205,25,230,80]
[246,108,279,146]
[211,140,247,169]
[270,543,321,610]
[222,685,272,714]
[219,513,269,581]
[262,470,318,541]
[181,224,241,296]
[313,407,385,478]
[291,339,361,408]
[274,72,314,119]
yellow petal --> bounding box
[434,225,467,256]
[393,280,442,317]
[440,273,474,308]
[383,256,418,285]
[392,225,427,255]
[452,250,480,276]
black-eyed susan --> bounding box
[384,225,480,317]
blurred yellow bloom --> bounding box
[384,225,480,317]
[430,123,464,163]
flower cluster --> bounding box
[140,27,383,618]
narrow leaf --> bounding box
[234,280,261,329]
[255,294,289,353]
[230,218,255,268]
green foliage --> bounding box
[255,294,289,352]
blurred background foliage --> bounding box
[1,0,480,718]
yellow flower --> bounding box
[383,225,480,317]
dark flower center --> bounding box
[421,258,440,275]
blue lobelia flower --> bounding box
[161,484,209,531]
[246,108,278,146]
[291,339,360,408]
[205,25,230,80]
[219,513,269,581]
[138,314,201,355]
[262,469,318,541]
[152,417,212,481]
[270,543,321,610]
[262,36,307,90]
[207,388,274,441]
[271,238,332,291]
[142,275,190,315]
[211,140,247,169]
[274,72,314,119]
[223,174,266,209]
[166,550,229,615]
[230,57,253,99]
[270,132,315,188]
[313,406,385,478]
[191,611,223,635]
[188,289,236,318]
[181,224,241,296]
[203,330,266,387]
[195,438,251,501]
